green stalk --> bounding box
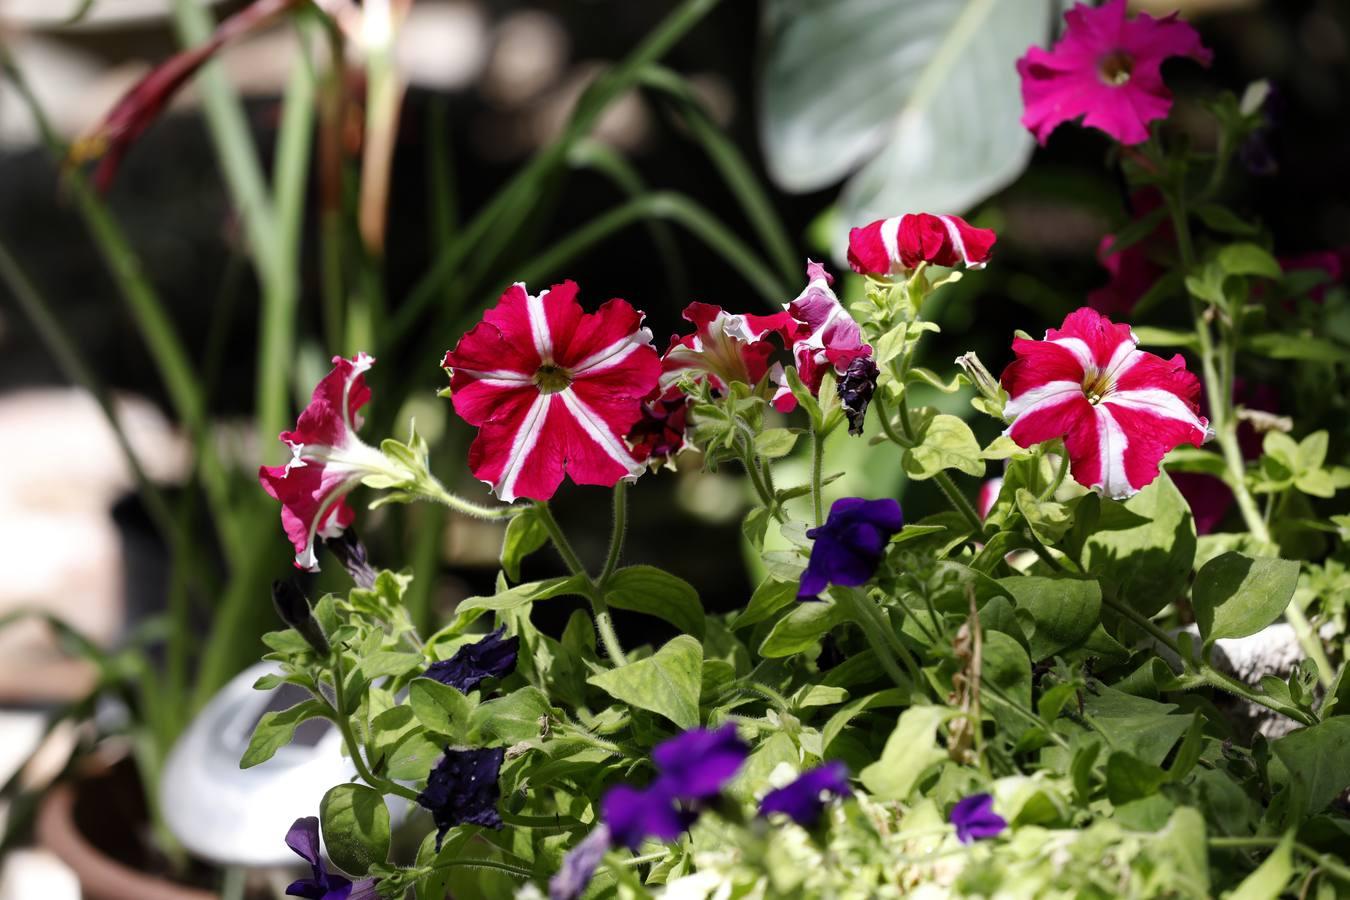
[809,424,825,527]
[536,503,628,666]
[1209,837,1350,884]
[598,481,629,586]
[328,652,422,803]
[832,588,920,689]
[638,65,799,287]
[386,0,725,345]
[874,391,984,536]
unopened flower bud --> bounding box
[324,530,378,589]
[271,579,330,657]
[956,351,1005,415]
[837,357,880,436]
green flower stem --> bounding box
[328,651,421,804]
[599,480,628,586]
[1101,595,1315,726]
[874,392,985,536]
[981,681,1071,750]
[418,479,520,520]
[536,502,629,666]
[423,858,535,880]
[833,588,921,689]
[1038,445,1071,502]
[738,433,787,524]
[810,423,825,527]
[498,812,586,831]
[1209,837,1350,884]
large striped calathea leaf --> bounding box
[758,0,1055,258]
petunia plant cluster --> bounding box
[242,4,1350,899]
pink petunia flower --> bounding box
[848,214,996,277]
[1000,308,1209,500]
[259,353,390,571]
[659,302,798,411]
[784,261,872,395]
[1017,0,1212,146]
[442,281,661,503]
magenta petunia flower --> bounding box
[847,214,996,276]
[660,301,798,412]
[442,281,661,503]
[784,261,873,397]
[1000,308,1209,500]
[1017,0,1212,146]
[260,353,390,572]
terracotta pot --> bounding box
[36,770,218,900]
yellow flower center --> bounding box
[534,364,572,394]
[1099,51,1134,86]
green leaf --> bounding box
[859,706,953,801]
[1015,488,1073,544]
[587,635,703,729]
[1194,203,1259,236]
[361,651,424,680]
[758,597,848,658]
[500,507,549,582]
[320,784,390,876]
[409,678,475,741]
[1084,472,1196,617]
[1218,242,1281,278]
[1226,832,1293,900]
[1105,751,1168,805]
[603,566,706,639]
[902,413,985,480]
[820,687,909,753]
[1271,718,1350,815]
[735,578,799,630]
[982,630,1032,738]
[998,576,1102,660]
[441,575,586,633]
[470,687,551,744]
[387,733,444,781]
[240,700,327,768]
[754,427,799,459]
[1192,553,1299,642]
[1131,326,1200,350]
[1247,333,1350,364]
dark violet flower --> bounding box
[837,356,879,436]
[949,793,1007,844]
[758,761,852,828]
[324,530,378,589]
[284,816,378,900]
[417,747,505,850]
[799,498,904,599]
[650,723,750,801]
[549,825,612,900]
[424,626,519,694]
[601,784,690,850]
[599,724,748,850]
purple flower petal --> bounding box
[758,761,852,828]
[424,626,519,694]
[651,724,749,801]
[950,793,1007,844]
[416,746,505,850]
[601,784,691,850]
[285,816,322,868]
[549,825,612,900]
[799,498,903,598]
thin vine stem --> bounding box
[599,480,628,586]
[329,651,421,803]
[536,502,629,666]
[810,423,825,527]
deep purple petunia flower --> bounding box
[651,724,750,801]
[758,761,852,828]
[549,825,612,900]
[950,793,1007,844]
[424,626,519,693]
[417,746,505,850]
[601,783,691,850]
[284,816,378,900]
[798,497,904,598]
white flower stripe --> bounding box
[1092,404,1133,499]
[559,389,643,478]
[496,392,553,503]
[1047,337,1095,374]
[450,368,534,384]
[937,215,978,268]
[571,328,653,376]
[880,216,903,266]
[1002,379,1082,420]
[1102,334,1140,381]
[525,286,554,360]
[1102,387,1207,430]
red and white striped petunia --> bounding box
[659,302,798,411]
[848,214,997,277]
[785,260,872,395]
[1000,308,1209,500]
[442,281,661,503]
[260,353,388,571]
